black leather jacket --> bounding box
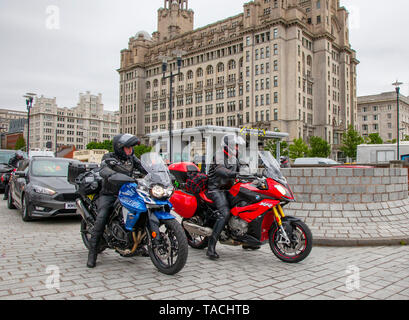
[207,151,240,191]
[99,152,147,196]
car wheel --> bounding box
[7,188,16,210]
[21,194,33,222]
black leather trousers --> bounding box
[207,190,231,251]
[88,195,117,252]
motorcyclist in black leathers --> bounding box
[206,134,246,260]
[87,134,148,268]
[3,151,25,200]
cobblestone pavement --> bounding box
[1,200,409,300]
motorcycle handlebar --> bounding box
[237,175,260,181]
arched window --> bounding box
[153,79,159,87]
[307,55,312,67]
[228,60,236,70]
[178,73,184,82]
[187,70,194,79]
[197,68,203,77]
[206,65,214,75]
[146,81,151,89]
[217,63,224,73]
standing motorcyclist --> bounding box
[86,134,148,268]
[3,151,25,200]
[206,134,245,260]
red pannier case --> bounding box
[170,190,198,219]
[169,162,200,184]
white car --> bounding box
[29,149,55,159]
[293,157,340,165]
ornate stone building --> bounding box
[118,0,358,156]
[357,92,409,142]
[29,92,119,151]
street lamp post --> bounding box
[160,50,185,163]
[393,81,403,161]
[23,93,36,157]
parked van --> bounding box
[293,157,340,165]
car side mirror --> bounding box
[15,171,26,178]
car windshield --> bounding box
[31,159,71,177]
[0,151,17,165]
[140,152,171,187]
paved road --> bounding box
[1,199,409,300]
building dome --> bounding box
[135,31,152,41]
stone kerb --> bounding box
[280,167,409,246]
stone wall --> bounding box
[281,167,408,203]
[280,167,409,245]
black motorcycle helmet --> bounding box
[113,134,141,160]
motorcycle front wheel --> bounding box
[148,219,188,275]
[269,220,313,263]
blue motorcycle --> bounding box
[71,152,188,275]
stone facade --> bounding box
[0,109,27,134]
[357,91,409,142]
[29,93,119,151]
[118,0,358,158]
[282,167,409,203]
[281,167,409,245]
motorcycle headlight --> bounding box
[150,185,165,199]
[274,185,290,197]
[33,185,56,196]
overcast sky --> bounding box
[1,0,408,112]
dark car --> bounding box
[0,150,20,192]
[7,157,81,221]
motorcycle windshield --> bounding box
[140,152,172,188]
[259,151,288,185]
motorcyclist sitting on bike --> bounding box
[3,151,25,200]
[206,134,246,260]
[87,134,148,268]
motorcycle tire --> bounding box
[7,188,15,210]
[269,220,313,264]
[80,219,107,254]
[182,219,209,250]
[148,219,188,275]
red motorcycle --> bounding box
[169,151,312,263]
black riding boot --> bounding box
[87,235,100,268]
[206,215,228,260]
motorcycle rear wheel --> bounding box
[269,220,312,263]
[148,219,188,275]
[80,219,107,254]
[182,219,209,250]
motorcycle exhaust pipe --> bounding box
[182,221,213,237]
[76,199,95,225]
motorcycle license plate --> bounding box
[65,203,76,210]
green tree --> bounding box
[308,136,331,158]
[14,136,26,150]
[264,139,289,159]
[86,140,113,152]
[289,138,310,160]
[365,133,383,145]
[340,125,364,160]
[134,145,153,158]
